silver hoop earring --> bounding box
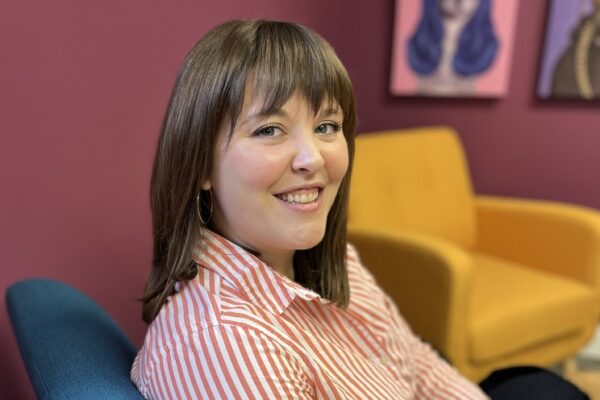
[196,189,213,225]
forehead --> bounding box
[239,79,342,120]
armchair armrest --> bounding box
[475,195,600,290]
[347,224,472,364]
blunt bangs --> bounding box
[223,21,355,138]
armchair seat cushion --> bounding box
[469,253,598,364]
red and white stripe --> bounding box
[131,229,488,399]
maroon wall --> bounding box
[2,0,599,398]
[331,0,600,210]
[0,1,344,398]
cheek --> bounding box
[217,146,287,194]
[324,141,350,184]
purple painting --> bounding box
[538,0,600,99]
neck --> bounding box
[260,252,295,280]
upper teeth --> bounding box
[277,189,319,204]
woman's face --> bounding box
[436,0,479,19]
[204,83,349,271]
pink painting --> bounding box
[390,0,519,97]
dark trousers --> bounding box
[480,367,589,400]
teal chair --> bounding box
[6,279,144,400]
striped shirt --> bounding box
[131,229,488,399]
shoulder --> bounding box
[133,319,313,399]
[344,242,398,323]
[136,263,307,364]
[140,266,223,357]
[345,242,378,286]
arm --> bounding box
[348,224,472,366]
[382,293,489,400]
[350,236,487,400]
[142,324,313,400]
[475,195,600,289]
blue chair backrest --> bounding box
[6,279,144,400]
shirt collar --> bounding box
[192,229,326,315]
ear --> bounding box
[201,180,212,190]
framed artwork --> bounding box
[538,0,600,100]
[390,0,519,97]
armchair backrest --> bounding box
[349,126,476,249]
[6,278,144,400]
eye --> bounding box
[252,124,283,138]
[315,122,343,135]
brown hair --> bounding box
[142,19,357,323]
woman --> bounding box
[131,20,587,399]
[130,19,485,399]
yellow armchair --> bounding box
[348,126,600,382]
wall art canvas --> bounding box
[538,0,600,99]
[390,0,519,97]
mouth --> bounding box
[274,187,322,205]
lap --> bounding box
[479,366,589,400]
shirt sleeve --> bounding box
[142,324,314,400]
[382,294,489,400]
[347,243,488,399]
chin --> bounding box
[289,228,326,250]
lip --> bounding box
[273,183,325,196]
[273,187,324,213]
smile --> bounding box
[275,188,320,204]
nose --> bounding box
[291,133,325,173]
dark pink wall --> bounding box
[3,0,599,398]
[0,1,344,398]
[330,0,600,210]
